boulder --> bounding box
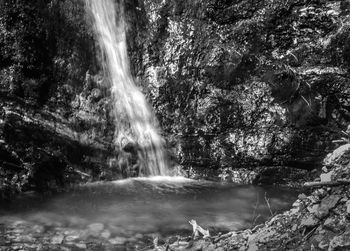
[324,144,350,166]
[87,223,105,237]
[317,195,341,218]
[51,235,64,245]
[329,230,350,251]
[109,237,128,245]
[300,214,320,227]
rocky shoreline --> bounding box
[163,143,350,251]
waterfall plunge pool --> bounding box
[0,177,299,248]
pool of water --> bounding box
[0,177,300,250]
[0,177,298,237]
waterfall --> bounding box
[87,0,168,176]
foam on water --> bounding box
[112,176,194,184]
[80,176,193,188]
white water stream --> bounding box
[87,0,168,176]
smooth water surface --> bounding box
[0,177,298,239]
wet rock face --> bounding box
[0,100,116,195]
[0,0,120,195]
[1,0,350,194]
[123,0,350,172]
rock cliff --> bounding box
[0,0,349,195]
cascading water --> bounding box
[87,0,168,176]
